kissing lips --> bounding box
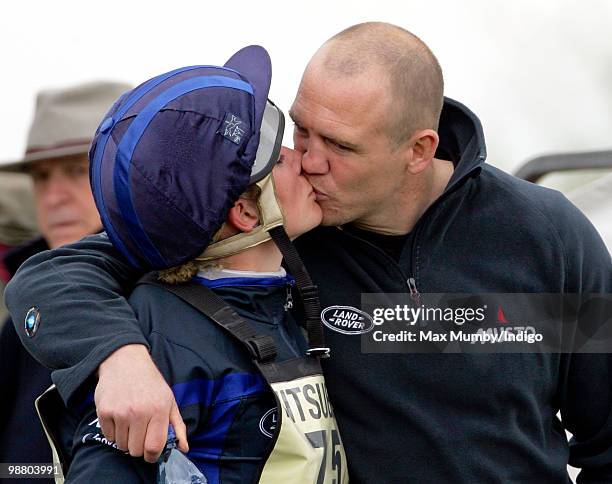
[313,188,329,201]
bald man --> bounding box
[7,23,612,482]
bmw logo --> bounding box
[24,307,41,337]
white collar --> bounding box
[196,267,287,280]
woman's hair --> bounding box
[158,184,261,284]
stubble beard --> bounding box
[319,203,359,227]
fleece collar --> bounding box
[436,97,487,193]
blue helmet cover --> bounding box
[89,46,274,269]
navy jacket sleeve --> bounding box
[4,233,146,405]
[550,194,612,483]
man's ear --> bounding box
[405,129,439,175]
[226,198,260,233]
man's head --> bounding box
[1,81,132,248]
[26,153,100,249]
[290,22,444,229]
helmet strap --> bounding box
[269,226,330,358]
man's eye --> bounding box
[327,139,351,152]
[276,154,285,165]
[30,172,48,184]
[293,123,307,135]
[66,165,88,178]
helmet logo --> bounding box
[220,112,246,144]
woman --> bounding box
[44,45,348,484]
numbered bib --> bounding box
[256,358,349,484]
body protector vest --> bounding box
[141,274,349,484]
[34,271,349,484]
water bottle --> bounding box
[157,426,207,484]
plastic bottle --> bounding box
[157,426,207,484]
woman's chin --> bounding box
[285,219,321,240]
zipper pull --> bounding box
[408,277,421,306]
[284,284,294,311]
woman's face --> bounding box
[272,146,322,238]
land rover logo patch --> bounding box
[321,305,374,335]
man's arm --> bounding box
[4,232,187,460]
[551,196,612,483]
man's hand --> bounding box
[95,344,189,462]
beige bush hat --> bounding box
[0,81,132,172]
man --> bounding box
[0,81,130,467]
[6,23,612,482]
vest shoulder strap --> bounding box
[138,273,277,362]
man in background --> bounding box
[0,81,130,467]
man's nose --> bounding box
[300,142,330,175]
[41,173,73,207]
